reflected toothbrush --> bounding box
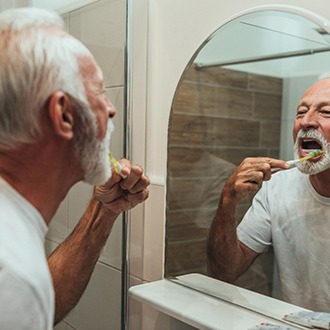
[271,149,323,172]
[108,151,127,179]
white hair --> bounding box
[318,72,330,81]
[0,7,93,148]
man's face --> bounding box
[75,56,117,185]
[293,79,330,174]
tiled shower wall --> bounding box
[44,1,126,329]
[166,65,283,296]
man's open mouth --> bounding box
[300,138,323,157]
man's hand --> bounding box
[223,157,289,203]
[93,158,150,215]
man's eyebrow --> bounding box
[317,101,330,107]
[297,101,308,109]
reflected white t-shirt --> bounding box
[0,177,54,329]
[237,168,330,312]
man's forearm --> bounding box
[207,192,243,282]
[48,197,119,325]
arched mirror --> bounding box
[165,6,330,302]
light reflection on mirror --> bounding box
[165,8,330,301]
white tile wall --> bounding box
[47,195,69,243]
[69,0,125,88]
[128,204,145,279]
[142,184,165,281]
[65,262,122,329]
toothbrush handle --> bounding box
[115,162,127,179]
[271,159,299,173]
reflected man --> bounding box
[208,77,330,312]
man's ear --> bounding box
[47,91,75,141]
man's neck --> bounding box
[0,143,83,224]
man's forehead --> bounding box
[302,80,330,99]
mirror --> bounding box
[166,7,330,301]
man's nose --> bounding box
[107,98,116,118]
[300,111,319,129]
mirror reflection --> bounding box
[166,8,330,308]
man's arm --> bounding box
[48,161,149,324]
[207,157,288,282]
[207,187,259,282]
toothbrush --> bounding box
[271,149,323,172]
[108,151,127,179]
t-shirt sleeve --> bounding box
[0,267,47,329]
[237,182,272,254]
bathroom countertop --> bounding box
[129,274,310,330]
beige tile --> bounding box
[167,177,225,211]
[169,114,260,147]
[260,120,281,148]
[194,67,248,88]
[254,92,282,120]
[167,147,237,177]
[268,148,280,159]
[176,84,253,118]
[280,119,295,160]
[166,208,216,243]
[165,239,208,276]
[167,146,273,178]
[69,0,126,88]
[182,65,248,89]
[172,81,199,115]
[249,73,282,94]
[66,263,121,330]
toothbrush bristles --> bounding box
[108,151,120,171]
[299,149,323,162]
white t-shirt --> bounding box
[0,178,54,329]
[237,168,330,312]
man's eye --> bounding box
[296,109,307,116]
[320,109,330,115]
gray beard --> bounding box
[82,120,114,185]
[294,129,330,175]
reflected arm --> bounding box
[207,189,258,282]
[207,159,268,282]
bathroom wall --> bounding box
[128,0,330,329]
[43,1,127,329]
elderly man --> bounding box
[0,7,149,329]
[208,77,330,312]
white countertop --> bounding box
[129,274,310,330]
